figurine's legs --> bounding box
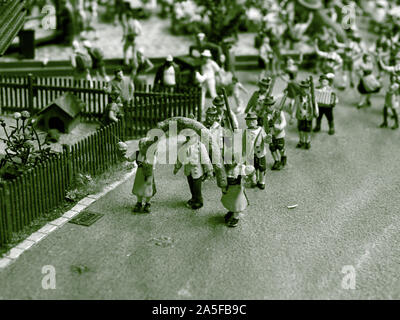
[391,107,399,130]
[187,175,203,209]
[380,106,389,128]
[325,108,335,135]
[314,112,323,132]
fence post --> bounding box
[62,144,73,188]
[27,73,34,113]
[3,182,13,243]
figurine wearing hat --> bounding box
[314,39,343,76]
[105,68,135,107]
[70,40,93,86]
[131,137,158,213]
[291,78,319,149]
[263,96,288,170]
[313,74,338,135]
[154,55,181,90]
[122,10,142,65]
[333,36,363,88]
[221,160,254,228]
[195,50,221,107]
[129,47,154,87]
[82,40,109,82]
[242,112,271,189]
[356,53,381,108]
[189,33,225,66]
[245,77,272,122]
[173,130,213,210]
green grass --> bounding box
[0,161,135,257]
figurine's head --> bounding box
[263,95,276,113]
[197,33,206,43]
[326,73,335,86]
[72,40,80,51]
[262,36,270,44]
[166,55,173,66]
[136,47,144,57]
[201,50,212,61]
[319,74,329,87]
[245,112,258,129]
[299,80,310,95]
[82,40,92,49]
[286,57,295,67]
[114,68,123,80]
[258,77,271,93]
[205,106,220,125]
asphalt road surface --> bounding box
[0,71,399,299]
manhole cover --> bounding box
[69,210,104,227]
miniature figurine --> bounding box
[379,51,400,77]
[245,77,272,125]
[291,78,319,150]
[129,47,154,88]
[58,0,77,46]
[262,96,288,170]
[279,54,303,124]
[173,131,213,210]
[232,76,249,114]
[101,93,124,126]
[379,74,399,130]
[122,10,143,65]
[334,34,363,88]
[242,112,271,190]
[221,38,236,73]
[105,69,135,107]
[131,138,157,213]
[314,40,343,77]
[153,55,181,90]
[82,40,109,82]
[356,53,382,109]
[189,33,225,66]
[313,74,338,135]
[259,36,275,78]
[70,40,93,86]
[195,50,221,108]
[221,162,254,228]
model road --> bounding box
[0,73,399,299]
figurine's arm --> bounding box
[291,96,298,119]
[238,83,249,94]
[379,58,395,73]
[144,57,154,73]
[199,143,213,177]
[274,111,286,130]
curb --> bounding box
[0,167,137,270]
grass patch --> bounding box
[0,161,135,257]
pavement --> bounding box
[0,70,399,299]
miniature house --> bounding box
[35,92,85,133]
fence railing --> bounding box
[0,120,125,247]
[0,75,202,138]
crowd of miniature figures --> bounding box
[59,0,400,227]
